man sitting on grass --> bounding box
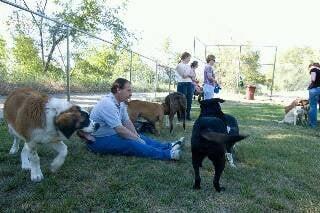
[86,78,184,160]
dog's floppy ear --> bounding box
[55,113,78,139]
[200,129,248,144]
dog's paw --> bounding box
[214,186,225,192]
[214,183,225,192]
[219,187,226,192]
[9,146,19,154]
[31,170,44,182]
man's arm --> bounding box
[206,68,216,83]
[114,125,145,144]
[114,125,138,140]
[123,119,139,136]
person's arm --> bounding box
[308,70,317,89]
[115,126,145,144]
[100,101,145,143]
[311,71,316,82]
[117,103,145,143]
[114,125,139,140]
[123,119,139,136]
[205,66,216,83]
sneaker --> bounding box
[171,137,185,149]
[170,149,181,160]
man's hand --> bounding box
[136,138,146,144]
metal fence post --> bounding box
[238,45,242,93]
[154,62,158,99]
[169,67,172,92]
[66,26,70,101]
[270,47,278,99]
[129,50,132,82]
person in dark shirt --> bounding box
[308,62,320,128]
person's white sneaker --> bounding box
[170,149,181,160]
[171,137,185,150]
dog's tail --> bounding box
[200,129,248,145]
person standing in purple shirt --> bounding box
[203,54,217,99]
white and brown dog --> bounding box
[278,99,309,125]
[3,88,99,182]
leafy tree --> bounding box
[12,34,43,81]
[275,47,320,91]
[8,0,135,73]
[159,37,179,82]
[0,36,7,80]
[213,47,239,91]
[72,45,119,82]
[240,49,265,86]
[161,37,179,67]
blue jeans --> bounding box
[177,82,193,119]
[87,134,172,160]
[308,87,320,127]
[203,84,215,100]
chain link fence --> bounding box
[0,0,176,100]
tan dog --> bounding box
[278,98,309,125]
[3,88,99,182]
[127,100,164,135]
[285,99,309,114]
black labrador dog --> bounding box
[191,98,248,192]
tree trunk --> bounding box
[40,28,45,67]
[43,34,65,73]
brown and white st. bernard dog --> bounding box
[4,88,99,182]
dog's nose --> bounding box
[94,123,100,131]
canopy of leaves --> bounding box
[240,50,265,86]
[12,34,43,80]
[0,36,7,80]
[275,47,320,91]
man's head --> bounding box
[111,78,132,102]
[206,54,216,65]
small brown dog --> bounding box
[127,100,164,136]
[162,92,186,133]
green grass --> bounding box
[1,101,320,212]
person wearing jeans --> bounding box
[88,134,180,160]
[308,63,320,128]
[176,52,193,120]
[88,78,184,160]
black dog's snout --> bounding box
[94,123,100,131]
